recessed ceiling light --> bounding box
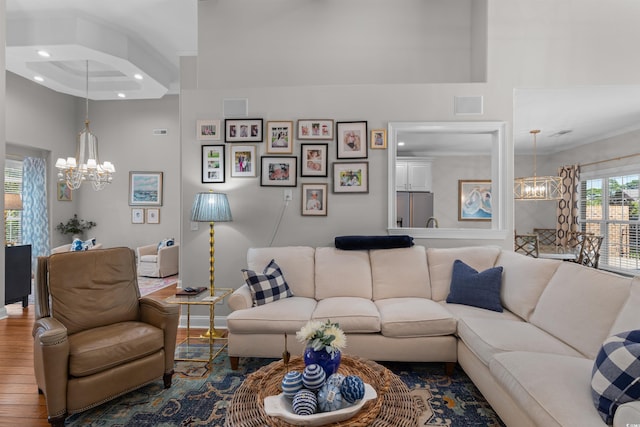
[37,50,50,58]
[34,76,44,82]
[398,142,405,146]
[134,73,143,80]
[117,93,126,98]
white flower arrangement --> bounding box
[296,319,347,356]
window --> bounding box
[581,170,640,275]
[4,159,23,245]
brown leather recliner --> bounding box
[33,247,179,427]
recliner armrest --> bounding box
[139,297,179,373]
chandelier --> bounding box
[514,130,563,200]
[55,61,115,191]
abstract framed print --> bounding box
[458,180,492,221]
[336,121,368,159]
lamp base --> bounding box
[200,328,225,339]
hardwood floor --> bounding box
[0,283,202,427]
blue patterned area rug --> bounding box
[66,354,505,426]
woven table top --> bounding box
[224,355,418,427]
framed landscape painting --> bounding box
[129,171,163,206]
[458,180,492,221]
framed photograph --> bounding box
[336,121,368,159]
[260,156,297,187]
[225,118,263,142]
[370,129,387,149]
[57,182,72,201]
[333,162,369,193]
[266,121,294,154]
[301,143,328,177]
[297,119,334,140]
[202,145,225,183]
[196,119,221,141]
[146,208,160,224]
[129,171,163,206]
[458,180,492,221]
[131,208,145,224]
[230,145,257,177]
[302,183,328,216]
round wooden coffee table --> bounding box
[224,355,418,427]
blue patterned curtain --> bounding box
[22,157,50,272]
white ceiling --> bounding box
[5,0,197,100]
[5,2,640,153]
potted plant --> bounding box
[56,214,97,241]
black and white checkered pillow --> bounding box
[242,259,293,306]
[591,330,640,423]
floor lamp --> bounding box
[190,190,232,338]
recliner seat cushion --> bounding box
[68,321,163,377]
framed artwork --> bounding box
[302,183,328,216]
[458,180,492,221]
[301,143,328,177]
[333,162,369,193]
[131,208,145,224]
[146,208,160,224]
[225,118,263,142]
[129,171,163,206]
[370,129,387,149]
[201,145,225,183]
[260,156,297,187]
[57,182,72,201]
[266,121,294,154]
[196,119,221,141]
[230,145,257,177]
[336,121,368,159]
[297,119,334,140]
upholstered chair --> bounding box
[136,242,179,278]
[33,247,179,427]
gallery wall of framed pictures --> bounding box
[194,116,384,217]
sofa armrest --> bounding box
[228,284,253,311]
[32,317,70,419]
[139,297,180,373]
[614,401,640,427]
[157,244,179,277]
[137,244,158,258]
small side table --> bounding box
[165,287,233,366]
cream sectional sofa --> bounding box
[226,245,640,427]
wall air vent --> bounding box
[153,129,168,135]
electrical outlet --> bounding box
[284,189,293,201]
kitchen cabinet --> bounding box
[396,158,432,192]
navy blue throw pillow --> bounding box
[446,259,503,312]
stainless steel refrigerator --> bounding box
[396,191,434,227]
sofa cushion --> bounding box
[158,238,175,249]
[446,260,503,312]
[427,246,501,302]
[68,321,163,377]
[314,247,372,300]
[312,297,380,333]
[458,317,583,366]
[227,296,317,334]
[496,250,561,320]
[609,277,640,336]
[139,254,158,263]
[247,247,315,298]
[440,301,521,322]
[375,298,456,337]
[591,330,640,424]
[530,262,632,359]
[370,246,430,300]
[242,259,293,306]
[490,351,603,427]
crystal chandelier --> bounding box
[55,61,115,191]
[514,130,563,200]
